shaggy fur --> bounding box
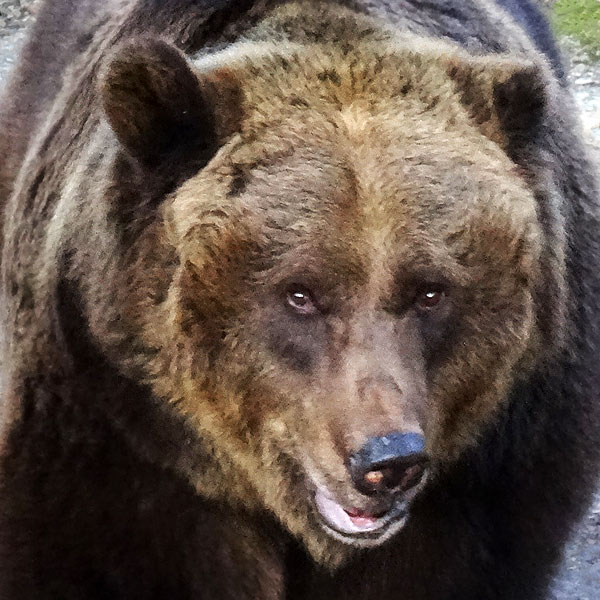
[494,0,565,78]
[0,1,599,599]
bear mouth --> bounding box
[313,487,408,544]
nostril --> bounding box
[350,432,428,495]
[359,458,426,494]
[374,461,425,492]
[400,463,426,490]
[364,469,385,487]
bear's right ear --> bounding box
[100,38,241,168]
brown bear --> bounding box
[0,0,599,598]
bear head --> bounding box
[98,27,559,565]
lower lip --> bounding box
[314,488,396,535]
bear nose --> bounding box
[348,432,428,496]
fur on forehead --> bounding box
[189,33,549,137]
[166,36,546,253]
[171,55,547,271]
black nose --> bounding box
[349,432,428,495]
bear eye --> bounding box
[286,287,318,315]
[415,287,446,311]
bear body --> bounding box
[494,0,565,78]
[0,1,599,599]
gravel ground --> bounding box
[0,1,598,598]
[0,0,34,31]
[0,0,32,78]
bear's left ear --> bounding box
[100,38,241,168]
[446,56,548,163]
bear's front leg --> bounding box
[0,378,288,600]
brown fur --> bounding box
[173,41,544,560]
[0,0,598,598]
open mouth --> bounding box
[313,487,407,539]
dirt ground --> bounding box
[0,1,598,598]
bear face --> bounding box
[101,37,547,564]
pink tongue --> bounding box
[348,514,378,527]
[345,508,378,527]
